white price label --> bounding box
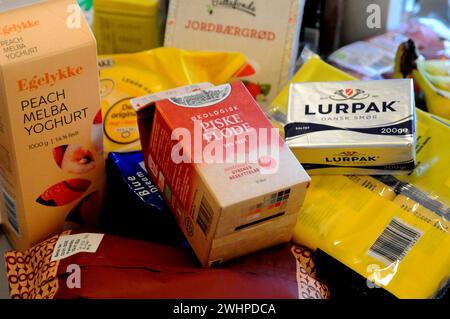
[51,233,104,261]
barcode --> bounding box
[196,196,213,236]
[2,190,20,235]
[368,217,422,265]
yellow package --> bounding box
[294,176,449,299]
[275,55,450,298]
[397,111,450,207]
[393,194,449,233]
[98,48,247,153]
[345,110,450,208]
[358,174,450,236]
[292,111,450,298]
[347,176,397,200]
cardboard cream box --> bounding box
[0,0,104,250]
[285,79,416,175]
[135,81,310,267]
[164,0,305,110]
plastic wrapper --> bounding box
[98,48,248,153]
[4,231,329,299]
[328,35,406,78]
[397,20,449,59]
[270,55,450,299]
[346,176,397,201]
[102,151,186,247]
[294,174,449,299]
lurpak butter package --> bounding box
[285,79,416,175]
[136,81,310,267]
[0,0,104,251]
[278,55,449,298]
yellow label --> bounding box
[100,78,144,153]
[103,98,139,145]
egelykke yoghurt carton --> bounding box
[0,0,104,250]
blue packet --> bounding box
[103,151,187,247]
[108,151,167,211]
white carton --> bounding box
[285,79,416,175]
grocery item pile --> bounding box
[0,0,448,300]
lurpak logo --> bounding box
[305,88,398,115]
[325,151,378,163]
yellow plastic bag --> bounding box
[274,56,450,298]
[293,109,450,299]
[397,112,450,207]
[294,175,449,299]
[99,48,248,153]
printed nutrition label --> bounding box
[0,36,38,60]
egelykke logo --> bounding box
[0,20,39,36]
[17,66,84,92]
[329,88,370,101]
[170,120,280,175]
[207,0,256,16]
